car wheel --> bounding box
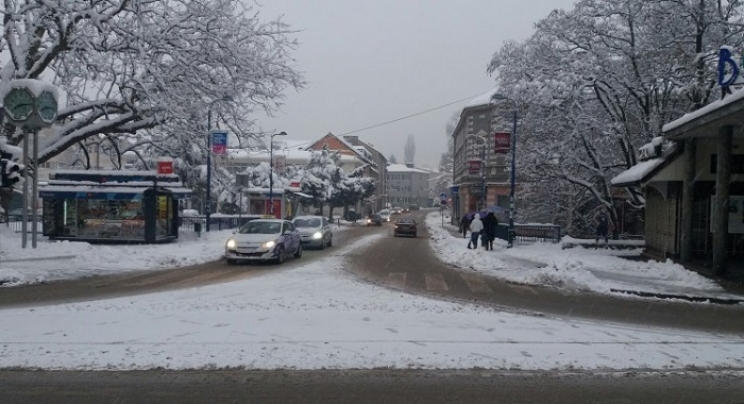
[319,238,325,250]
[226,259,236,265]
[327,237,332,247]
[275,246,285,264]
[294,243,303,258]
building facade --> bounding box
[386,163,431,208]
[342,135,388,211]
[451,90,513,222]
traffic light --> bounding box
[0,154,22,188]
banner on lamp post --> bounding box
[494,132,510,154]
[468,160,481,175]
[211,131,228,155]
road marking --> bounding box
[425,274,449,292]
[460,273,493,294]
[387,272,407,289]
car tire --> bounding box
[328,237,333,247]
[275,246,285,264]
[226,259,236,265]
[294,243,303,258]
[319,239,325,250]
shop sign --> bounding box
[718,46,744,96]
[157,159,173,174]
[468,160,481,174]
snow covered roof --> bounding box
[663,86,744,138]
[611,142,679,187]
[387,164,430,174]
[464,88,501,108]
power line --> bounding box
[339,92,486,136]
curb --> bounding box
[0,255,76,264]
[611,288,744,305]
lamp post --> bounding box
[491,93,518,248]
[268,131,288,217]
[468,134,487,211]
[205,95,233,232]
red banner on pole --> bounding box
[468,160,481,174]
[494,132,511,154]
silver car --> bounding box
[292,215,333,249]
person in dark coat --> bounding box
[594,208,611,249]
[482,211,498,250]
[459,215,471,238]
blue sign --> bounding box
[439,192,448,200]
[450,185,459,195]
[718,46,744,96]
[212,131,228,155]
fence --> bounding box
[494,223,562,244]
[180,215,264,233]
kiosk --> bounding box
[39,169,192,243]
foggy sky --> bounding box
[255,0,576,169]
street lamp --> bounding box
[491,93,518,248]
[268,131,288,217]
[205,95,233,232]
[467,134,487,212]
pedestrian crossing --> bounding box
[385,271,539,296]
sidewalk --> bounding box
[436,219,744,304]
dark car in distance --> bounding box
[393,217,417,237]
[366,214,382,226]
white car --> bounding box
[292,215,333,249]
[378,209,391,222]
[224,219,302,264]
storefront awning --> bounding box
[39,185,192,200]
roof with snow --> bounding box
[663,86,744,139]
[387,164,430,174]
[611,141,679,187]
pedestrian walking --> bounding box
[594,208,611,249]
[460,215,471,239]
[467,213,483,249]
[482,211,498,250]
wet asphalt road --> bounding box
[2,211,744,402]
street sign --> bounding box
[211,131,228,155]
[439,192,447,200]
[440,199,447,206]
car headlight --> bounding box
[261,240,276,249]
[312,231,323,239]
[226,239,236,249]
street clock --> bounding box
[2,79,60,129]
[36,90,58,123]
[4,87,35,122]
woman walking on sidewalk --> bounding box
[467,214,483,249]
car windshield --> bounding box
[397,218,415,224]
[294,218,321,228]
[238,221,281,235]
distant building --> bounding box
[342,135,388,211]
[386,163,431,208]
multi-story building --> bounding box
[342,135,387,211]
[451,89,512,222]
[386,163,431,208]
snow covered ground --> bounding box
[0,214,743,371]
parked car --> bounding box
[344,209,359,222]
[408,204,420,211]
[366,214,382,226]
[393,217,418,237]
[224,219,302,264]
[292,215,333,249]
[378,209,391,222]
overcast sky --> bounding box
[254,0,576,169]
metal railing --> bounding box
[494,223,561,244]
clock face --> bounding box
[4,87,35,121]
[36,90,57,123]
